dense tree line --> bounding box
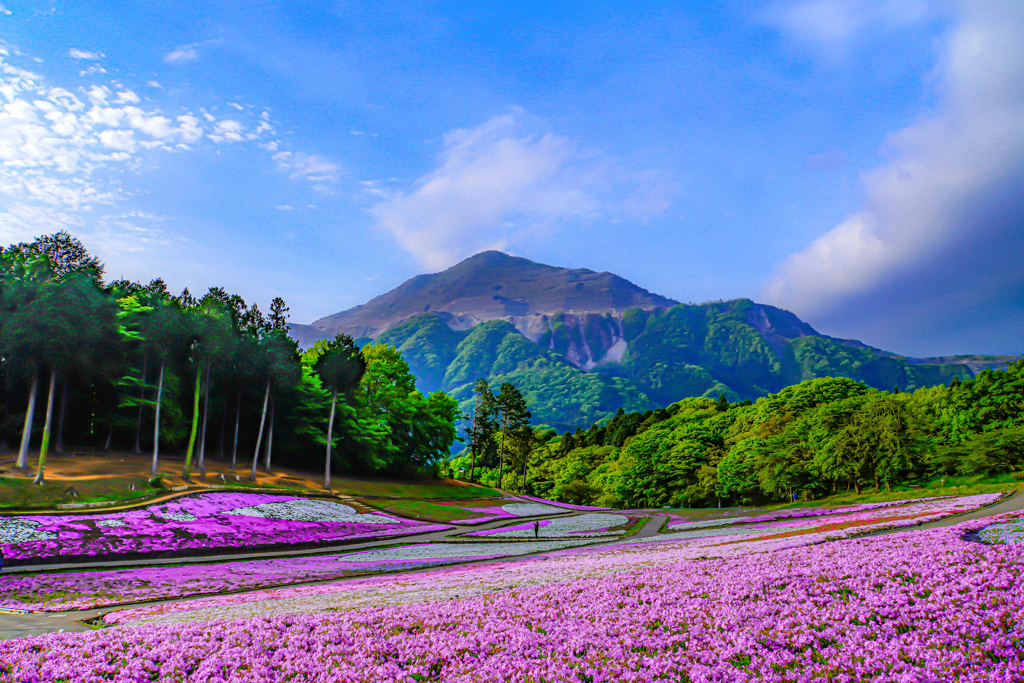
[0,232,458,483]
[449,364,1024,506]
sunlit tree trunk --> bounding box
[231,391,241,468]
[55,374,68,454]
[16,363,39,470]
[219,401,227,460]
[520,450,528,492]
[249,377,271,481]
[34,365,57,485]
[183,364,202,481]
[324,390,337,489]
[150,361,165,478]
[197,362,211,474]
[134,356,148,454]
[263,395,275,473]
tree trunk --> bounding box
[498,426,506,489]
[183,364,202,481]
[16,363,39,470]
[520,448,528,492]
[197,362,211,474]
[55,374,68,454]
[325,390,337,490]
[34,365,57,485]
[263,395,275,473]
[104,425,113,450]
[219,401,227,461]
[469,440,477,483]
[134,355,148,454]
[232,391,241,469]
[151,361,165,478]
[250,377,271,481]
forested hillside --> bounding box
[0,232,458,481]
[293,252,989,432]
[373,301,973,431]
[448,363,1024,508]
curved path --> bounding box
[1,493,1015,640]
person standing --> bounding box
[533,520,540,539]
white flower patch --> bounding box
[485,513,630,539]
[501,503,567,517]
[337,539,596,564]
[668,517,760,531]
[158,512,198,522]
[97,519,127,528]
[667,524,820,540]
[224,499,398,524]
[0,519,58,545]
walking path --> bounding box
[0,495,1015,641]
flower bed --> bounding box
[463,513,634,538]
[0,493,448,564]
[665,497,941,531]
[977,513,1024,544]
[513,494,609,510]
[6,502,1022,681]
[0,539,597,612]
[449,500,569,524]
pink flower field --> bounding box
[2,498,1022,681]
[0,493,448,564]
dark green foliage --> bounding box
[453,363,1024,508]
[0,233,461,480]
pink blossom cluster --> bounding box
[514,494,609,510]
[2,510,1022,681]
[663,496,944,529]
[102,493,1000,627]
[0,493,447,562]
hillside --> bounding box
[290,252,1007,431]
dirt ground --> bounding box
[0,449,491,510]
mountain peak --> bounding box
[293,252,678,344]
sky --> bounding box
[0,0,1021,357]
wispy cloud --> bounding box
[763,0,927,58]
[371,108,670,270]
[68,48,103,60]
[0,50,275,253]
[163,40,220,65]
[272,151,340,182]
[763,1,1024,350]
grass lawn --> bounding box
[332,479,501,499]
[0,474,158,510]
[363,499,496,523]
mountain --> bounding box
[290,252,1015,431]
[288,250,676,348]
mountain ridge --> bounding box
[288,251,1019,430]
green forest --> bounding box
[374,302,975,433]
[448,365,1024,508]
[0,232,459,484]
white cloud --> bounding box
[79,66,106,77]
[68,48,103,60]
[162,40,221,65]
[275,204,294,211]
[371,108,666,270]
[0,49,277,252]
[764,0,927,58]
[763,1,1024,342]
[0,4,12,16]
[272,150,339,182]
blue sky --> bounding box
[0,1,1022,356]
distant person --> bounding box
[0,546,4,571]
[533,520,540,539]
